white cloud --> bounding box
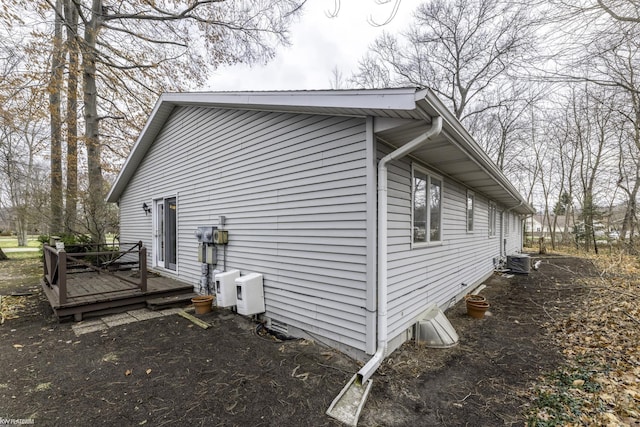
[206,0,416,91]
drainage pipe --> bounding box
[357,116,443,384]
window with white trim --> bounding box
[466,191,474,232]
[413,166,442,244]
[488,201,497,237]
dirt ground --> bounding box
[0,255,597,426]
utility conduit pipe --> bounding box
[357,116,443,384]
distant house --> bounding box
[106,88,534,362]
[525,215,570,241]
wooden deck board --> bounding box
[42,270,194,320]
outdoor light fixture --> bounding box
[142,202,151,215]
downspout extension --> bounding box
[357,116,443,384]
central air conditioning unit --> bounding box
[215,269,240,307]
[235,273,265,316]
[507,254,531,274]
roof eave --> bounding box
[106,88,534,216]
[106,95,177,202]
[416,89,534,215]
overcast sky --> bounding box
[206,0,417,91]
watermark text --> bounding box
[0,418,35,425]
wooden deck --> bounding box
[41,242,193,320]
[42,271,194,320]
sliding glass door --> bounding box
[154,196,177,271]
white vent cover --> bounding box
[415,305,459,348]
[214,269,240,307]
[235,273,265,316]
[269,320,289,336]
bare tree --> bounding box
[598,35,640,242]
[537,0,640,248]
[572,86,616,252]
[0,75,49,247]
[552,108,579,245]
[351,0,539,122]
[48,0,64,235]
[596,0,640,23]
[1,26,49,254]
[4,0,306,243]
[329,65,348,89]
[64,0,79,234]
[79,0,306,243]
[467,82,545,171]
[568,12,640,243]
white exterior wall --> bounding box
[118,106,371,353]
[381,143,520,345]
[503,211,523,255]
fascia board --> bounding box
[417,89,534,214]
[106,95,176,202]
[161,88,420,112]
[106,89,422,203]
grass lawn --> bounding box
[0,252,41,291]
[0,236,42,249]
[2,251,41,260]
[1,234,119,249]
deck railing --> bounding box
[43,241,147,304]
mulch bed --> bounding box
[0,255,601,426]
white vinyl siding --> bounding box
[488,201,497,237]
[381,141,520,345]
[504,212,522,254]
[505,211,510,236]
[466,191,474,232]
[118,106,370,353]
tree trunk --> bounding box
[583,191,596,252]
[64,0,79,234]
[551,212,559,249]
[16,216,27,246]
[621,193,637,244]
[562,203,572,244]
[49,0,65,236]
[83,0,106,244]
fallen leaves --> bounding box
[291,365,310,381]
[124,368,153,376]
[101,352,119,363]
[35,382,52,392]
[527,251,640,425]
[0,256,41,323]
[1,295,30,321]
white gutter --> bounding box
[357,116,443,384]
[415,96,533,215]
[506,200,525,213]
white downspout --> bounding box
[357,116,443,384]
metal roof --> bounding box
[106,88,534,215]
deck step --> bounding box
[147,292,198,310]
